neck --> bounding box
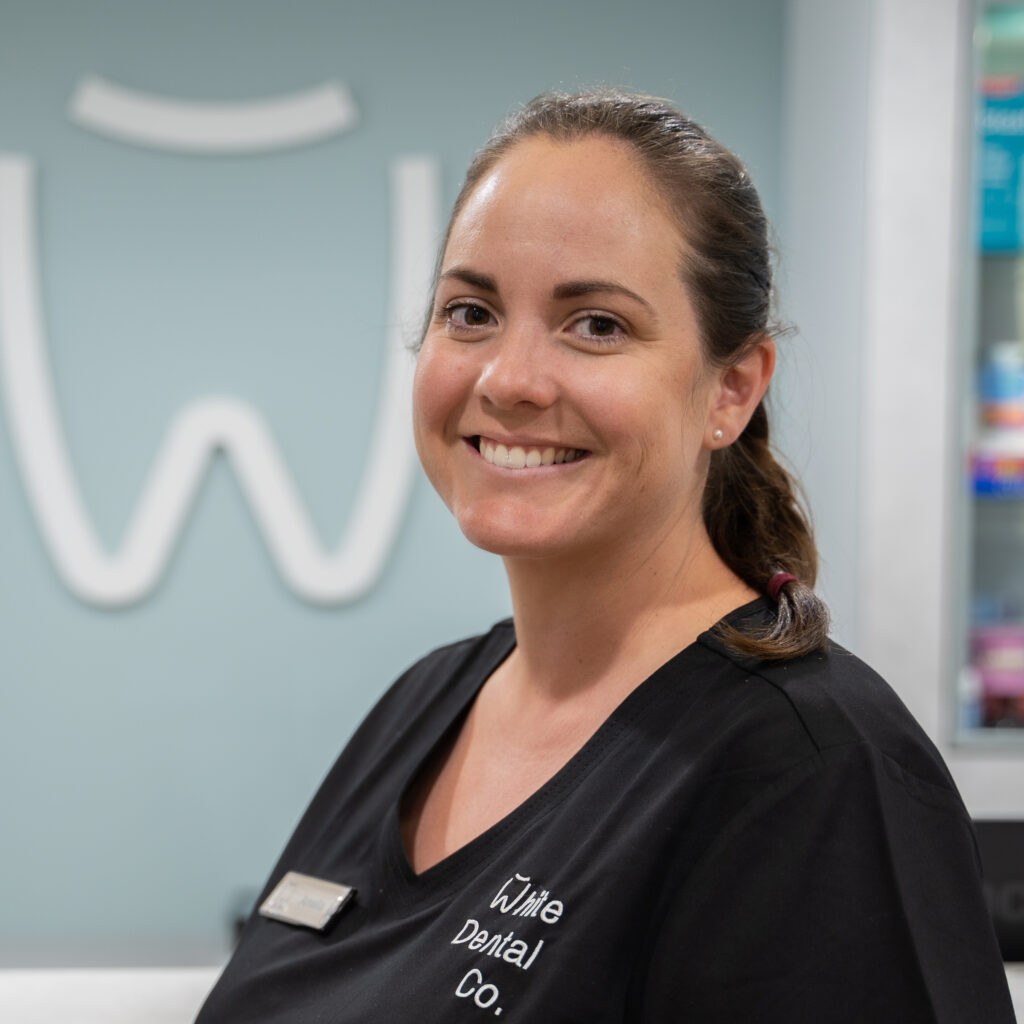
[499,520,755,703]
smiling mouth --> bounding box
[471,436,588,470]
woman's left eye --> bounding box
[569,314,626,344]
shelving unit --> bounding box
[963,4,1024,736]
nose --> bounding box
[474,321,557,411]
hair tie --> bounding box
[766,572,797,602]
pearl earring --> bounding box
[712,428,724,442]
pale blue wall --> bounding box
[777,0,871,650]
[0,0,786,964]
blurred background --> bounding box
[0,0,1020,990]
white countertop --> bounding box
[1008,965,1024,1016]
[0,968,220,1024]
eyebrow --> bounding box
[552,279,655,314]
[440,267,655,314]
[438,267,498,293]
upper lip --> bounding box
[468,432,588,451]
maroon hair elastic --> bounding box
[766,572,797,602]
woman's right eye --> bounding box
[445,303,494,329]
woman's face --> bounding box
[413,134,732,566]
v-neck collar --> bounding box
[377,599,770,913]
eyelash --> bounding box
[569,314,627,346]
[435,302,629,348]
[438,302,495,333]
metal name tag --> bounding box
[259,871,355,931]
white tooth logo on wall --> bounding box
[0,75,439,607]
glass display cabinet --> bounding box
[965,4,1024,736]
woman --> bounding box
[197,91,1015,1022]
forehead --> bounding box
[446,135,683,273]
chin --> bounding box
[453,507,574,560]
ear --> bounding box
[704,335,775,448]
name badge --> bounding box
[259,871,356,931]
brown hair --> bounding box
[435,89,829,659]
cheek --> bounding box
[631,366,711,477]
[412,344,469,461]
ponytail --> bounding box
[704,401,830,659]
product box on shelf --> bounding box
[972,431,1024,496]
[982,76,1024,251]
[971,623,1024,727]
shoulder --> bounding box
[379,618,516,713]
[347,617,515,739]
[637,616,1013,1020]
[261,620,516,865]
[696,606,960,801]
[330,618,515,763]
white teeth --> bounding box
[478,439,583,470]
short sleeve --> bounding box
[637,743,1016,1023]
